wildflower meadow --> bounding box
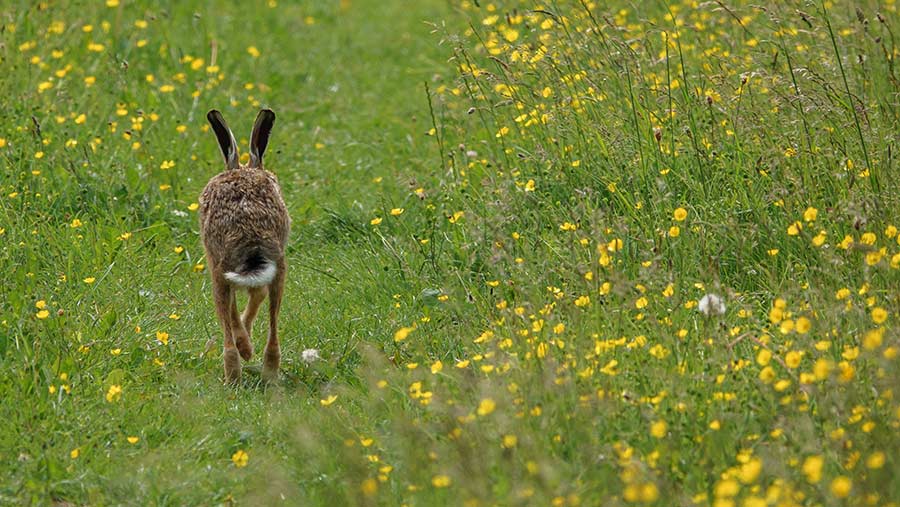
[3,0,900,505]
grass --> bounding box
[2,0,900,505]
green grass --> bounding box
[3,0,900,505]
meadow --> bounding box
[2,0,900,505]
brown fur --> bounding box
[199,109,290,383]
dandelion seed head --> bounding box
[301,348,320,364]
[698,293,726,316]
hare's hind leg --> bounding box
[241,286,268,343]
[230,294,253,361]
[212,273,241,383]
[261,260,285,382]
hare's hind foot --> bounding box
[261,349,280,383]
[234,331,253,361]
[224,347,242,384]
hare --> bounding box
[199,109,290,383]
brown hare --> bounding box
[200,109,290,383]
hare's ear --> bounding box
[207,109,240,170]
[249,109,276,168]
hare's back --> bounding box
[199,169,289,260]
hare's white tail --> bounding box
[225,260,276,287]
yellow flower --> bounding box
[784,351,802,368]
[801,455,823,483]
[871,307,888,324]
[830,476,852,498]
[811,357,831,379]
[803,206,818,222]
[866,250,884,266]
[476,398,496,416]
[863,327,884,350]
[390,208,404,216]
[811,231,826,246]
[83,277,96,284]
[320,395,338,406]
[635,297,648,309]
[673,207,688,221]
[156,331,169,346]
[709,420,721,430]
[70,448,80,459]
[370,217,382,225]
[105,384,122,403]
[231,449,249,467]
[668,225,680,237]
[574,295,591,307]
[36,310,50,319]
[431,474,451,488]
[126,436,139,444]
[247,46,261,58]
[394,326,414,342]
[738,458,762,484]
[650,420,667,438]
[502,434,518,448]
[360,478,378,496]
[795,316,811,334]
[866,451,885,469]
[600,359,618,375]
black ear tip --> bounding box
[260,109,275,121]
[207,109,222,123]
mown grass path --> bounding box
[2,1,452,503]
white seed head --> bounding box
[698,293,726,316]
[301,348,321,364]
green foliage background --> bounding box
[2,0,900,505]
